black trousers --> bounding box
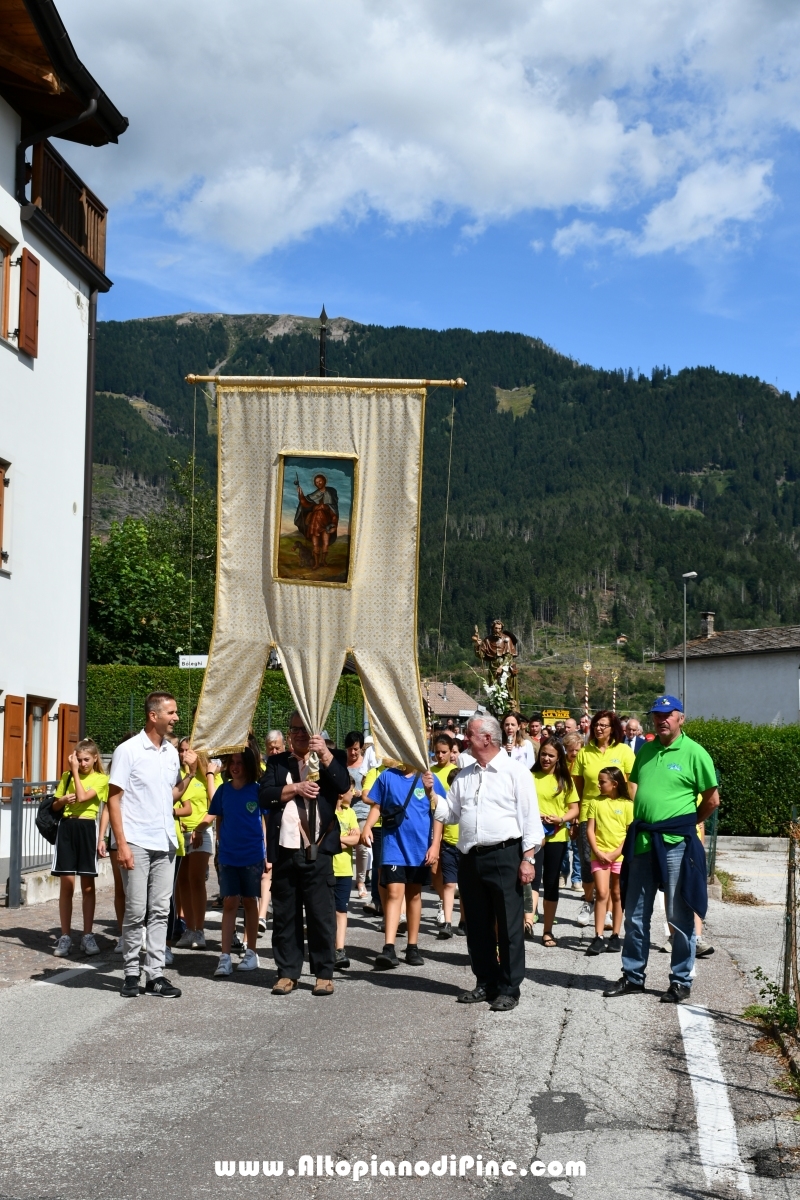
[457,840,525,998]
[271,848,336,980]
[533,841,564,902]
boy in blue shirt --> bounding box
[360,766,445,969]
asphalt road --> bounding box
[0,860,798,1200]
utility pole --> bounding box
[319,304,327,377]
[682,571,697,713]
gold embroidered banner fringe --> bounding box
[191,380,430,769]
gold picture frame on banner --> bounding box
[274,452,358,587]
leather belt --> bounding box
[467,836,521,856]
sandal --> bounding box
[542,931,558,948]
[271,977,298,995]
[524,919,536,940]
[312,979,335,997]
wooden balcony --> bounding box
[30,140,107,274]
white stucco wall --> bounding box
[664,650,800,726]
[0,94,90,779]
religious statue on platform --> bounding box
[473,619,519,714]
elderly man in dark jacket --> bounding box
[260,712,350,996]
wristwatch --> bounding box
[522,857,535,867]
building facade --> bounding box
[660,613,800,726]
[0,0,127,783]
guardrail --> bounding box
[0,778,59,907]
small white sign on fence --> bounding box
[178,654,208,669]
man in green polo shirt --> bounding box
[604,694,719,1004]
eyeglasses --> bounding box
[289,726,307,734]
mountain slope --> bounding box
[94,313,800,661]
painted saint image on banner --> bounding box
[276,455,355,584]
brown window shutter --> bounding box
[2,694,25,794]
[18,248,40,357]
[57,703,81,775]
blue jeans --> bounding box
[561,841,582,885]
[621,842,696,988]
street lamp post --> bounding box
[682,571,698,713]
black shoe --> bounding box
[437,922,453,940]
[120,974,140,998]
[455,922,467,936]
[489,994,519,1012]
[457,985,488,1004]
[144,975,182,999]
[375,944,399,970]
[585,935,605,956]
[606,933,622,953]
[334,948,350,970]
[362,903,380,916]
[405,944,424,966]
[603,976,646,997]
[660,981,691,1004]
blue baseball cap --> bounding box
[648,694,684,714]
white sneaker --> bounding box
[164,946,174,966]
[54,935,72,957]
[214,953,233,977]
[576,902,594,927]
[175,929,196,949]
[435,902,445,927]
[193,930,206,950]
[571,882,583,892]
[604,911,613,930]
[231,930,244,951]
[237,948,259,971]
[114,936,124,954]
[81,933,100,956]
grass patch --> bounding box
[716,868,762,905]
[495,384,535,418]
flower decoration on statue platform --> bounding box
[472,618,520,715]
[482,661,513,718]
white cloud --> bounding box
[56,1,800,259]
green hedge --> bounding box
[86,665,364,755]
[685,718,800,836]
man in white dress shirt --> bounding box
[107,692,197,999]
[434,714,543,1012]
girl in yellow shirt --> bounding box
[585,766,633,956]
[51,739,108,958]
[529,741,579,948]
[175,737,219,950]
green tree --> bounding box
[88,519,189,664]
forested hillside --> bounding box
[93,313,800,670]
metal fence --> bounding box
[0,778,58,907]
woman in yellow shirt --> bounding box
[530,741,579,947]
[573,711,634,928]
[174,737,219,950]
[51,739,108,958]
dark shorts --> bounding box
[439,842,460,885]
[380,863,430,887]
[52,818,97,877]
[218,862,264,899]
[333,876,352,913]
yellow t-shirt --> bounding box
[363,765,385,828]
[533,771,575,843]
[574,742,635,821]
[174,814,186,857]
[55,769,108,820]
[586,796,634,858]
[432,763,460,846]
[333,805,359,877]
[180,770,222,831]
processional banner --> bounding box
[190,376,451,770]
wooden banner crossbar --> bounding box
[185,374,467,388]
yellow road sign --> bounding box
[542,708,571,722]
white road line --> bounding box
[677,1003,751,1194]
[33,964,98,986]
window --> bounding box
[25,697,53,783]
[0,458,8,569]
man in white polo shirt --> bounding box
[107,692,197,998]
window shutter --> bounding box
[2,694,25,794]
[18,248,40,357]
[57,703,81,775]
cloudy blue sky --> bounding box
[59,1,800,390]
